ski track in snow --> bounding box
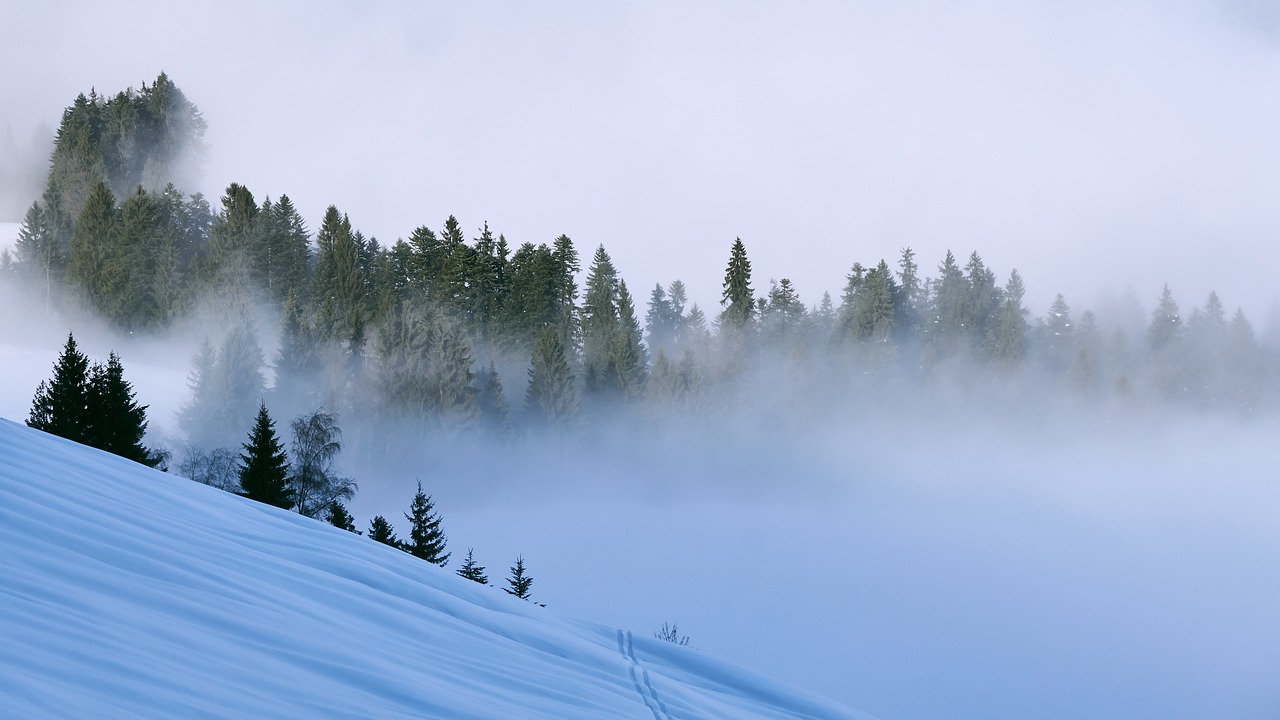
[618,629,670,720]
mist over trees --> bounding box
[4,74,1280,473]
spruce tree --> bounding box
[456,548,488,584]
[368,515,400,548]
[327,501,359,534]
[237,402,292,509]
[720,237,754,330]
[1148,284,1182,350]
[504,555,533,600]
[15,201,62,311]
[525,325,579,426]
[403,481,450,566]
[85,352,158,466]
[28,333,92,442]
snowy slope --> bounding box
[0,419,871,720]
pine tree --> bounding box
[237,402,292,509]
[720,237,754,330]
[1148,284,1182,351]
[612,279,647,399]
[85,352,158,466]
[327,501,359,533]
[313,206,367,348]
[368,515,400,548]
[403,481,450,566]
[993,269,1028,364]
[504,555,533,600]
[581,244,620,394]
[68,180,116,311]
[456,548,488,584]
[525,325,579,426]
[476,362,511,436]
[14,201,63,311]
[28,333,92,441]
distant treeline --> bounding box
[3,73,1275,459]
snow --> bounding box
[0,419,871,719]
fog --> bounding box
[3,2,1280,719]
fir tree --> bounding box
[504,555,533,600]
[476,362,511,436]
[237,402,292,509]
[1147,284,1182,351]
[456,548,488,584]
[28,333,92,442]
[525,325,579,426]
[403,481,449,566]
[720,237,754,330]
[14,201,62,311]
[327,501,359,534]
[368,515,400,548]
[85,352,158,466]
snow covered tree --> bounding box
[504,555,533,600]
[237,402,291,509]
[403,481,449,566]
[456,548,488,584]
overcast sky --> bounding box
[3,0,1280,321]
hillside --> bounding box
[0,419,870,719]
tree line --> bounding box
[5,73,1276,451]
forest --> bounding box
[4,74,1275,498]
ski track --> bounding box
[618,629,670,720]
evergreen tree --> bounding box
[327,501,359,534]
[476,362,511,436]
[313,206,368,349]
[368,515,400,548]
[504,555,533,600]
[895,247,923,336]
[993,269,1028,364]
[237,402,292,509]
[14,201,63,311]
[611,279,648,399]
[456,548,488,584]
[1148,284,1182,351]
[1041,293,1075,371]
[720,237,754,330]
[85,352,158,466]
[27,333,92,442]
[581,244,621,394]
[258,194,311,304]
[68,180,117,311]
[403,481,449,566]
[525,325,579,426]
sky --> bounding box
[4,4,1280,717]
[3,0,1280,320]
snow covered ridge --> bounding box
[0,420,872,720]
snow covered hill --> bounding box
[0,419,871,719]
